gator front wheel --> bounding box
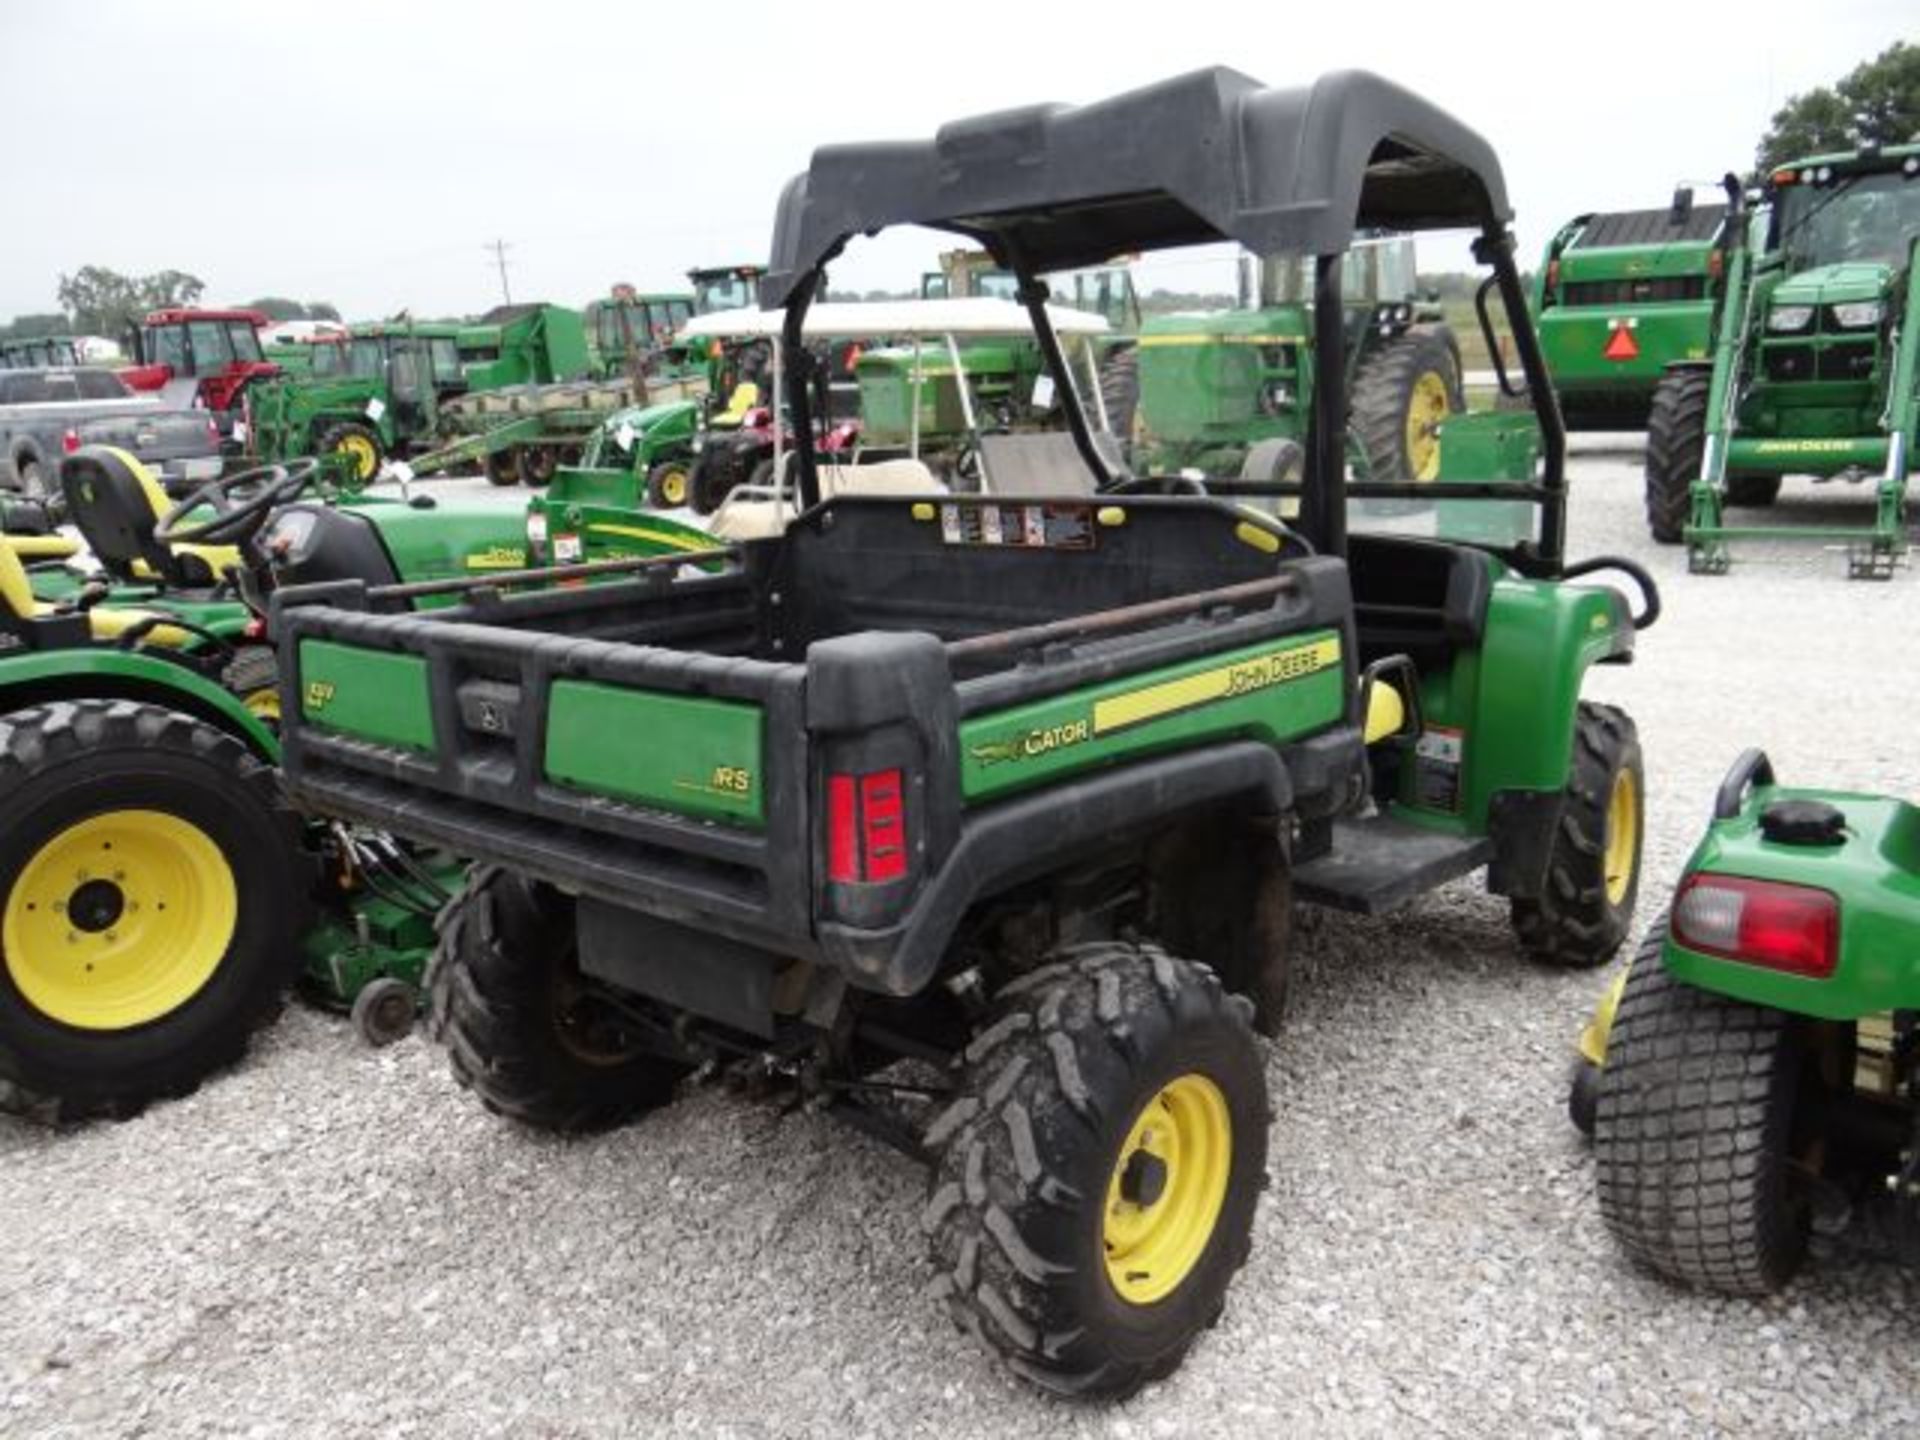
[1511,702,1643,968]
[922,942,1268,1398]
[428,866,689,1132]
[0,701,305,1120]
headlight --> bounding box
[1830,301,1883,329]
[1767,305,1814,333]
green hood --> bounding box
[1774,261,1893,308]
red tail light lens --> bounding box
[1671,873,1839,978]
[826,767,907,884]
[61,428,80,454]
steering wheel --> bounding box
[154,460,318,547]
[1105,472,1209,496]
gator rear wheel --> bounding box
[1644,368,1709,543]
[1511,702,1643,969]
[647,460,692,509]
[1350,328,1459,484]
[923,942,1268,1398]
[428,865,689,1132]
[0,700,305,1121]
[1594,923,1811,1294]
[316,421,384,484]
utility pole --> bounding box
[486,239,513,305]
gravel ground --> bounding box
[5,444,1918,1437]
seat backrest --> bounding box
[710,382,760,429]
[60,446,193,585]
[976,431,1114,497]
[0,541,35,620]
[818,458,943,498]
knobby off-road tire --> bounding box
[428,865,689,1133]
[646,459,693,510]
[484,448,523,488]
[1512,702,1643,969]
[1644,368,1709,543]
[922,942,1269,1399]
[315,421,384,485]
[1594,923,1809,1294]
[1349,328,1459,485]
[0,700,305,1121]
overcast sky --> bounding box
[1,0,1909,325]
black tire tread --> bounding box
[1349,330,1458,483]
[1593,925,1808,1294]
[1644,369,1708,543]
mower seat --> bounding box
[709,382,761,430]
[0,541,192,648]
[59,446,242,589]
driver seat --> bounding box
[59,447,243,588]
[0,538,192,648]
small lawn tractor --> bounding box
[1644,147,1920,576]
[270,68,1660,1397]
[1577,750,1917,1292]
[1531,193,1727,430]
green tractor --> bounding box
[1645,147,1920,576]
[1576,750,1918,1291]
[1135,235,1462,487]
[583,286,696,381]
[268,68,1660,1396]
[247,321,469,484]
[688,264,767,316]
[1531,195,1727,430]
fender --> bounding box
[0,649,279,760]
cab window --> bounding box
[187,321,235,370]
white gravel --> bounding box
[5,445,1918,1437]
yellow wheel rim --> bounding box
[1405,370,1451,482]
[3,810,237,1030]
[659,468,689,507]
[242,688,280,724]
[1603,767,1640,906]
[1103,1073,1232,1305]
[336,432,379,481]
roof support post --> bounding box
[1303,252,1347,558]
[1010,260,1120,490]
[1476,223,1566,568]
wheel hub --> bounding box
[66,877,125,934]
[1103,1073,1233,1305]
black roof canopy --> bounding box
[764,67,1512,305]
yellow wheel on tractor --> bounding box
[924,943,1268,1398]
[1404,368,1451,482]
[317,421,384,484]
[647,461,692,509]
[1351,327,1461,485]
[0,700,305,1121]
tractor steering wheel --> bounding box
[154,461,318,547]
[1105,472,1209,497]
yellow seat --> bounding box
[0,541,193,648]
[1,534,80,562]
[61,445,243,587]
[709,382,761,429]
[120,454,244,575]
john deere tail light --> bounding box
[826,768,907,884]
[1671,874,1839,978]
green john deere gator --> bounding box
[1645,147,1920,576]
[269,68,1661,1396]
[1575,749,1918,1291]
[1531,196,1727,430]
[1135,235,1463,488]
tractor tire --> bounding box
[690,456,738,516]
[427,865,689,1133]
[1511,702,1643,969]
[646,459,693,510]
[0,700,305,1122]
[1594,923,1810,1294]
[1350,329,1458,485]
[17,456,46,500]
[1098,343,1140,440]
[1643,368,1709,543]
[520,446,558,487]
[1727,474,1782,508]
[484,448,523,488]
[315,421,384,485]
[220,645,281,727]
[923,942,1269,1399]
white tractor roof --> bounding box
[677,296,1110,342]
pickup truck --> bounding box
[0,367,223,498]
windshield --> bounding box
[693,273,757,314]
[429,337,461,384]
[347,337,387,378]
[227,321,264,363]
[1775,168,1920,268]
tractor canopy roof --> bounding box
[680,296,1109,342]
[1768,140,1920,181]
[763,67,1510,306]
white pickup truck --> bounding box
[0,367,223,498]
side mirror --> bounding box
[1668,186,1694,228]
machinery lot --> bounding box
[2,441,1916,1437]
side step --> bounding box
[1293,815,1493,915]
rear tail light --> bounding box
[826,767,907,884]
[1671,873,1839,978]
[61,428,80,454]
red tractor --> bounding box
[119,308,281,448]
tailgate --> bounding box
[276,582,812,945]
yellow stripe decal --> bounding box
[1092,636,1340,735]
[584,522,714,551]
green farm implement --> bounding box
[269,69,1660,1396]
[1532,196,1726,429]
[1135,235,1462,487]
[1579,750,1919,1290]
[584,286,697,381]
[1645,148,1920,576]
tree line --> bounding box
[0,265,339,342]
